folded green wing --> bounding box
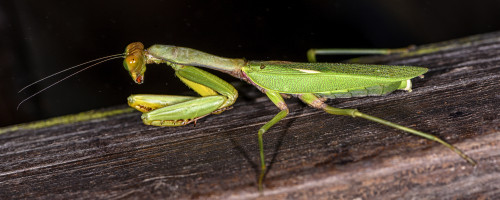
[242,61,428,93]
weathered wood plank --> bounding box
[1,32,499,199]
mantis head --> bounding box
[124,42,147,84]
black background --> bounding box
[2,0,500,126]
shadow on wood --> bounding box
[1,32,500,199]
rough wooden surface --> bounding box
[1,32,500,199]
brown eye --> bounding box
[125,56,138,67]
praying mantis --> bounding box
[121,42,476,190]
[20,42,477,191]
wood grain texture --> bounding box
[1,32,500,199]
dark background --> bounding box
[2,0,500,127]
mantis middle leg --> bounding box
[257,90,289,190]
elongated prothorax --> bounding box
[146,44,246,75]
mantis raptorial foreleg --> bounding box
[131,95,227,126]
[128,64,238,126]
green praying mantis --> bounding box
[20,42,477,191]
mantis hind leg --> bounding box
[307,46,415,62]
[299,93,477,165]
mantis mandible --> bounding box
[21,42,477,191]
